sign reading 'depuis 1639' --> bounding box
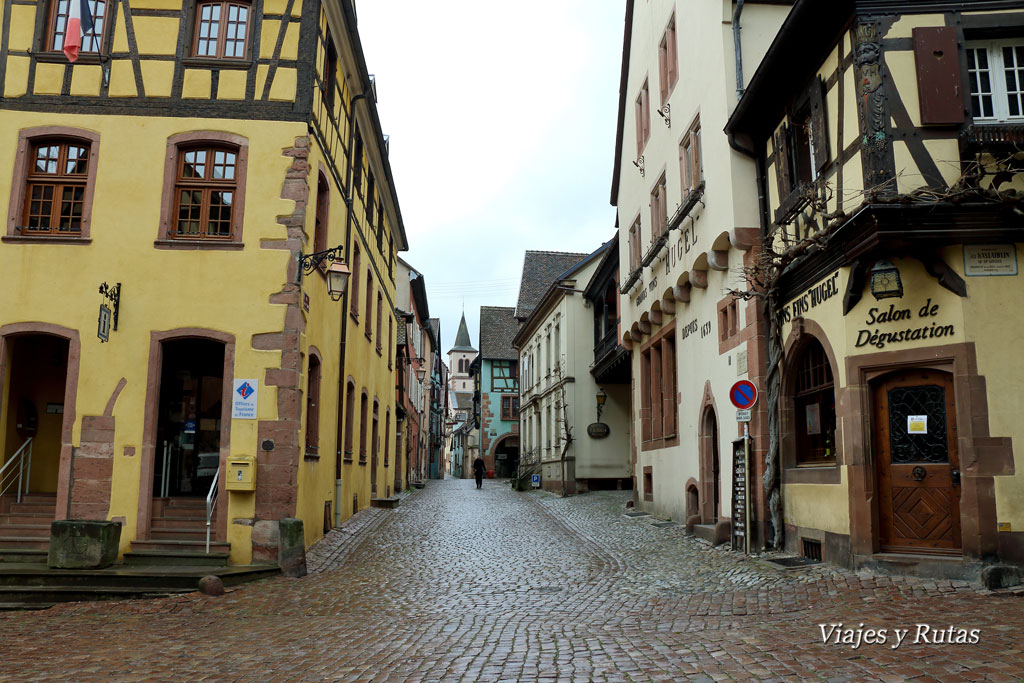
[232,379,258,419]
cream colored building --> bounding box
[515,246,631,493]
[612,0,788,540]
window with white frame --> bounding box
[967,41,1024,121]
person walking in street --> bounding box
[473,456,485,489]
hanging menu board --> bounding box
[731,438,747,552]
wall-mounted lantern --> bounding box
[298,245,350,301]
[595,388,608,422]
[870,259,903,300]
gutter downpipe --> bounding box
[733,0,745,101]
[335,90,368,528]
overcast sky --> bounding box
[356,0,623,357]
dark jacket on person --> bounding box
[472,458,485,475]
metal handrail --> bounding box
[0,438,33,503]
[205,464,220,554]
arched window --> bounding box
[343,380,355,461]
[349,245,361,318]
[314,173,329,255]
[305,354,321,456]
[193,1,251,59]
[359,391,369,463]
[793,339,836,465]
[364,273,373,340]
[376,291,383,352]
[384,409,390,467]
[49,1,107,54]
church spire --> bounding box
[450,312,476,353]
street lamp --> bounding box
[297,245,351,301]
[596,388,608,422]
[417,368,427,383]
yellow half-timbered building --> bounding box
[0,0,406,565]
[727,0,1024,580]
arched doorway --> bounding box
[700,407,720,523]
[491,434,519,478]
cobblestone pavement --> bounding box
[3,479,1024,682]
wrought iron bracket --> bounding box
[297,244,345,283]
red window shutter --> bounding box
[913,26,965,125]
[774,127,792,197]
[807,77,830,173]
[651,344,663,440]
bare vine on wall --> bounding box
[726,150,1024,550]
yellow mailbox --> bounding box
[225,456,256,491]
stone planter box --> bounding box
[48,520,122,569]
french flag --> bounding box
[63,0,95,63]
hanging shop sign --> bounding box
[232,379,259,419]
[963,244,1017,277]
[587,422,611,439]
[97,282,121,343]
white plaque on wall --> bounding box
[964,244,1018,277]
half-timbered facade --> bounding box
[0,0,407,565]
[726,0,1024,578]
[612,0,789,543]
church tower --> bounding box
[447,313,477,394]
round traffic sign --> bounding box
[729,380,758,410]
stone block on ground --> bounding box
[198,575,225,596]
[48,520,121,569]
[981,564,1023,590]
[278,517,307,578]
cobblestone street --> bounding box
[3,479,1024,682]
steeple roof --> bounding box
[449,312,476,353]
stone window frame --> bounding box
[343,378,356,463]
[358,389,369,465]
[5,126,100,244]
[156,131,248,251]
[304,347,323,460]
[781,318,842,484]
[639,324,679,452]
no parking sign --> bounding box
[729,380,758,410]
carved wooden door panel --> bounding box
[874,369,961,553]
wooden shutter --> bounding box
[808,77,830,173]
[913,26,965,125]
[773,127,792,197]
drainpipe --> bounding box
[733,0,745,101]
[335,91,368,527]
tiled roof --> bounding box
[515,251,589,320]
[479,306,520,361]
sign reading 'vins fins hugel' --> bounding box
[779,271,840,323]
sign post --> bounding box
[729,381,758,554]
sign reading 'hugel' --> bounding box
[232,379,258,419]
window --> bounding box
[650,173,667,240]
[344,380,355,461]
[171,145,238,239]
[388,316,393,369]
[376,292,383,353]
[352,129,364,196]
[350,245,361,318]
[628,217,641,272]
[501,395,519,421]
[635,78,651,156]
[371,401,379,471]
[553,322,561,372]
[49,0,107,54]
[314,173,329,256]
[967,41,1024,121]
[643,466,653,502]
[364,273,373,339]
[366,173,376,229]
[359,391,369,464]
[384,410,390,466]
[20,139,90,235]
[377,202,386,253]
[658,15,678,104]
[793,340,836,465]
[305,355,321,457]
[491,360,517,393]
[193,2,250,59]
[641,331,677,447]
[322,29,337,112]
[680,117,703,192]
[719,298,738,342]
[775,79,828,199]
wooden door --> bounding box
[873,369,961,553]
